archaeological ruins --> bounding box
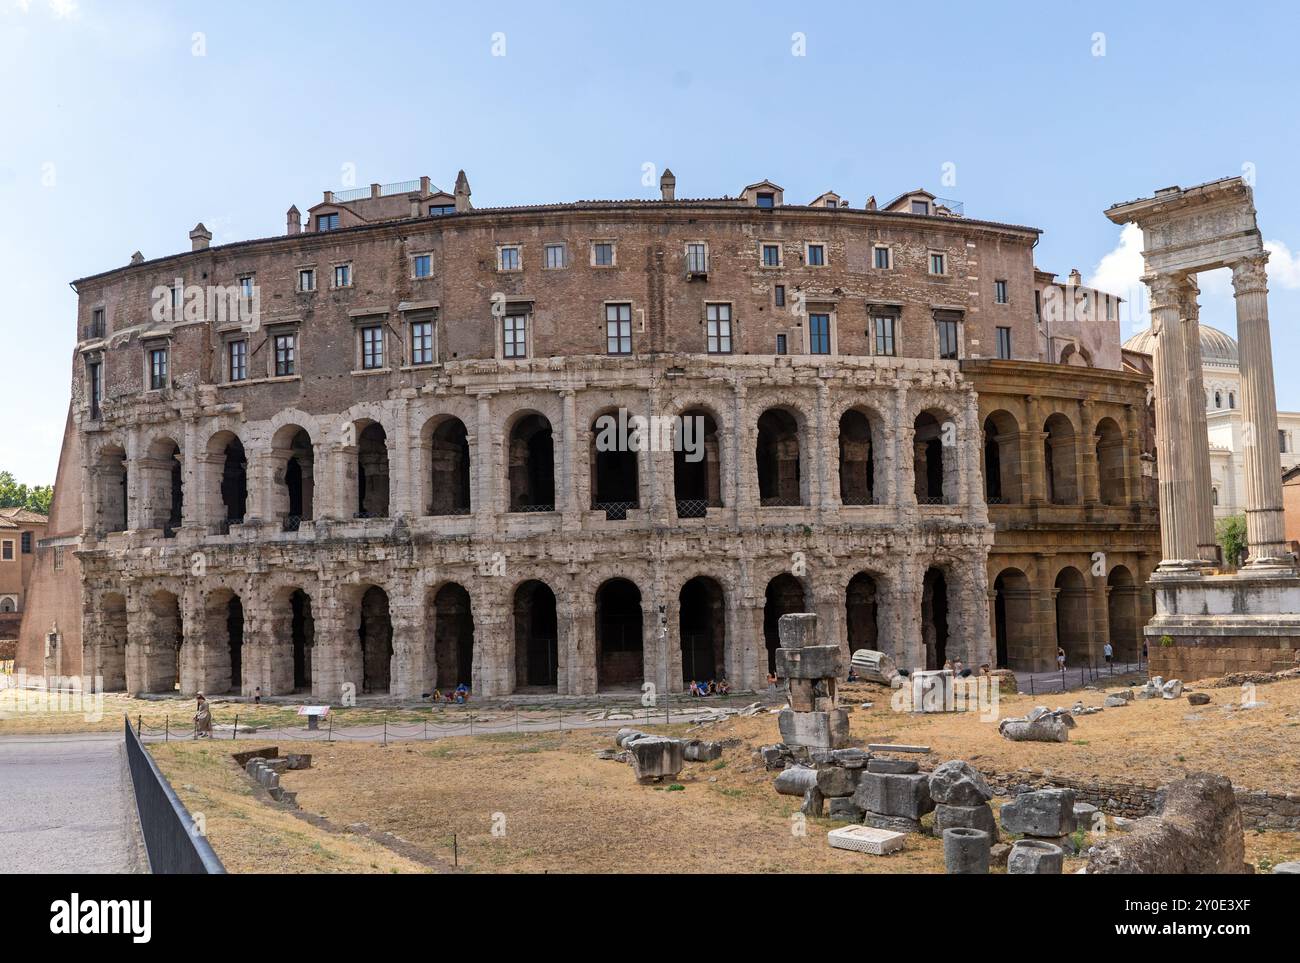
[19,170,1167,697]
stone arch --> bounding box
[513,579,558,691]
[429,581,475,690]
[92,442,129,535]
[673,407,723,518]
[913,408,958,504]
[595,577,643,690]
[590,408,640,518]
[264,584,315,696]
[269,423,315,530]
[422,415,472,516]
[679,575,726,684]
[1054,566,1089,666]
[838,408,881,505]
[982,409,1022,503]
[1043,412,1079,504]
[204,587,245,695]
[921,565,950,669]
[99,592,128,691]
[756,406,806,506]
[763,572,809,674]
[1106,564,1140,662]
[1095,416,1127,505]
[357,584,393,694]
[354,419,390,517]
[991,567,1032,669]
[142,589,183,694]
[506,410,556,512]
[1060,343,1094,367]
[844,571,880,651]
[140,436,183,536]
[206,429,247,527]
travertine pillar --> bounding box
[1178,277,1217,561]
[1078,399,1100,506]
[1147,274,1200,565]
[1231,254,1290,564]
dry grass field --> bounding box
[149,674,1300,874]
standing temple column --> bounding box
[1231,254,1291,564]
[1147,273,1200,566]
[1178,277,1218,562]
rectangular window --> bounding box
[911,199,930,215]
[929,252,946,275]
[937,319,960,359]
[873,246,891,269]
[706,303,732,354]
[428,204,455,217]
[873,316,896,356]
[411,320,434,365]
[361,326,385,370]
[413,254,432,278]
[776,334,788,355]
[762,244,781,267]
[228,339,248,381]
[808,313,831,355]
[87,360,102,418]
[239,275,254,299]
[1280,430,1289,454]
[1106,294,1113,320]
[995,279,1008,304]
[90,307,105,339]
[544,243,566,269]
[298,268,316,292]
[274,333,296,376]
[149,348,168,390]
[996,326,1012,360]
[499,246,520,271]
[605,303,632,354]
[334,264,351,288]
[53,546,64,571]
[756,192,775,208]
[1,541,12,561]
[503,313,528,359]
[593,242,615,266]
[317,212,339,232]
[686,243,708,274]
[170,284,182,310]
[774,284,785,307]
[806,244,826,266]
[21,532,33,553]
[1034,289,1042,319]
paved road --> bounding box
[0,732,146,873]
[1012,661,1144,696]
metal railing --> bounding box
[334,180,423,203]
[282,515,302,532]
[123,716,226,874]
[759,495,803,507]
[508,503,555,513]
[675,498,710,519]
[428,505,472,517]
[594,501,636,521]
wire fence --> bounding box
[1016,658,1145,697]
[135,692,772,745]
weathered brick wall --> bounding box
[974,767,1300,830]
[1149,642,1300,683]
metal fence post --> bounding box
[233,713,238,740]
[383,719,387,746]
[328,714,333,743]
[165,716,169,742]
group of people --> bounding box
[427,683,471,704]
[687,678,730,696]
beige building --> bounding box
[0,507,47,640]
[20,170,1154,694]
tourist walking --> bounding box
[1056,647,1066,672]
[194,693,213,739]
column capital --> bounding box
[1231,254,1269,296]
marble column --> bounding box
[1231,254,1291,564]
[1178,277,1218,562]
[1147,273,1200,566]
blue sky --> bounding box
[3,0,1299,484]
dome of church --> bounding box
[1123,324,1238,366]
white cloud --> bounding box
[1087,222,1149,332]
[1264,240,1300,289]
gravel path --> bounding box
[0,732,147,873]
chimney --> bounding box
[1069,268,1083,287]
[419,176,431,195]
[370,183,382,199]
[660,168,676,201]
[189,223,212,251]
[865,195,877,211]
[454,170,472,212]
[130,251,144,265]
[286,205,301,235]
